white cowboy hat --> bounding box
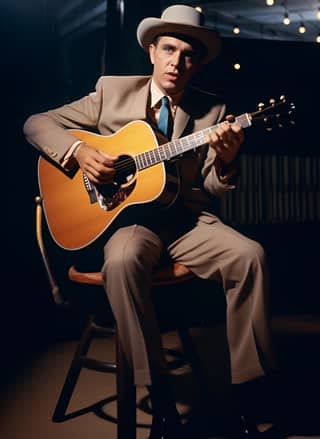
[136,4,221,64]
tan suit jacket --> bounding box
[23,75,235,217]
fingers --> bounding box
[83,161,116,185]
[75,143,119,184]
[215,121,243,146]
[225,114,235,123]
[207,120,244,164]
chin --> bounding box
[162,81,181,94]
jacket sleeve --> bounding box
[23,76,105,167]
[201,103,238,197]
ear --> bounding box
[149,44,156,65]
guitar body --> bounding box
[38,121,177,251]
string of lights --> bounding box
[265,0,319,42]
[194,2,320,45]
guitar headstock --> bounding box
[249,95,295,131]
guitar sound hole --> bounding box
[96,154,136,198]
[114,154,136,185]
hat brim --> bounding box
[137,18,221,64]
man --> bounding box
[24,5,279,438]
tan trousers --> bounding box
[101,215,276,386]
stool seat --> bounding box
[68,262,195,287]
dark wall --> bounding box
[1,1,319,384]
[195,37,320,154]
[2,0,62,384]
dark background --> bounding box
[1,0,319,387]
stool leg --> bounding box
[52,314,95,422]
[177,327,210,400]
[116,331,136,439]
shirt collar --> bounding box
[150,79,183,108]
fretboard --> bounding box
[135,112,252,171]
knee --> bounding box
[239,240,266,269]
[102,225,163,274]
[103,227,141,270]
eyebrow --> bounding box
[161,43,176,50]
[161,43,196,55]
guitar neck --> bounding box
[135,112,252,171]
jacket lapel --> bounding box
[129,77,151,121]
[171,88,194,139]
[172,106,190,140]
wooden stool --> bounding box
[35,196,216,438]
[54,263,203,439]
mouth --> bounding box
[165,72,180,81]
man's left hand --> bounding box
[207,116,244,165]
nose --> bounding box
[170,51,182,68]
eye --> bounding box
[184,51,195,61]
[163,45,174,53]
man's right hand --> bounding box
[73,143,119,185]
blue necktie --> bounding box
[157,96,170,137]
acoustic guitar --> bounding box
[38,96,294,250]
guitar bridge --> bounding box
[83,173,97,203]
[96,183,135,211]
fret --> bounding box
[186,136,193,150]
[170,140,180,157]
[135,154,142,171]
[158,145,167,161]
[168,139,175,156]
[167,143,175,158]
[207,123,221,137]
[236,113,252,129]
[145,150,152,166]
[164,144,172,160]
[174,138,184,155]
[172,139,180,155]
[164,145,170,160]
[140,152,148,168]
[153,148,161,163]
[150,149,160,165]
[183,135,193,152]
[195,130,207,145]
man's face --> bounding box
[149,35,202,95]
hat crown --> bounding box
[136,4,220,64]
[161,5,205,27]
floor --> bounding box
[1,317,320,439]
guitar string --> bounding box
[112,144,187,174]
[110,143,178,174]
[110,128,213,174]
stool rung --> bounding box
[80,356,117,372]
[91,323,116,337]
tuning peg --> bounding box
[258,102,265,111]
[263,116,273,130]
[269,98,276,106]
[276,114,283,128]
